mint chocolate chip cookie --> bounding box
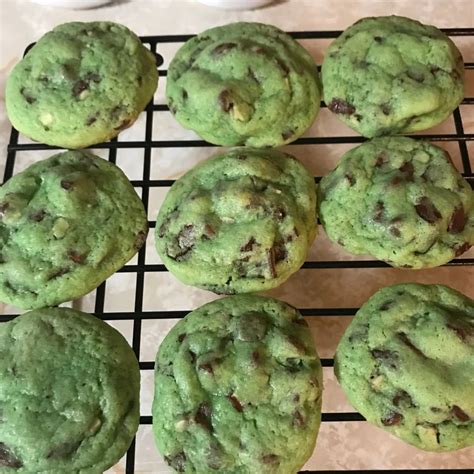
[335,283,474,452]
[155,148,317,294]
[318,137,473,268]
[322,16,464,137]
[6,21,158,148]
[0,150,148,309]
[153,295,322,473]
[0,307,140,472]
[166,22,320,147]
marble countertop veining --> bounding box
[1,0,473,472]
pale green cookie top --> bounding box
[153,295,322,473]
[318,137,473,269]
[0,307,140,473]
[6,21,158,149]
[322,16,464,137]
[335,283,474,452]
[155,148,317,294]
[0,150,148,309]
[166,22,320,147]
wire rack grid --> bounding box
[2,29,474,474]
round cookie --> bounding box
[318,137,473,268]
[321,16,464,137]
[152,295,322,473]
[166,22,320,147]
[155,148,317,294]
[334,283,474,452]
[0,307,140,472]
[0,150,148,309]
[6,21,158,148]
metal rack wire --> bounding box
[3,29,474,474]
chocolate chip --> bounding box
[293,410,305,427]
[293,393,300,402]
[452,405,470,421]
[374,201,384,222]
[85,115,97,126]
[195,402,212,431]
[375,154,387,167]
[261,454,279,465]
[198,363,214,375]
[247,67,259,83]
[240,237,256,252]
[0,202,10,217]
[47,440,81,459]
[454,242,471,257]
[164,452,186,472]
[173,224,196,260]
[212,42,237,55]
[381,104,391,115]
[389,226,401,237]
[267,248,277,278]
[397,332,426,358]
[382,412,403,426]
[251,351,260,364]
[67,250,86,264]
[448,206,467,234]
[177,333,186,343]
[407,70,424,82]
[393,390,413,407]
[202,224,216,239]
[181,89,188,101]
[61,180,74,190]
[72,80,89,97]
[272,240,287,262]
[20,88,36,104]
[415,197,441,223]
[371,349,398,369]
[114,118,131,131]
[275,58,290,76]
[228,394,243,412]
[374,36,383,42]
[281,129,294,140]
[48,267,70,280]
[345,173,356,186]
[379,301,393,311]
[447,323,473,342]
[399,162,414,181]
[30,209,46,222]
[328,98,356,115]
[218,90,234,112]
[0,443,23,468]
[235,311,268,341]
[189,350,196,364]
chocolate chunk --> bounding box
[272,208,287,221]
[452,405,470,422]
[218,90,234,112]
[397,332,426,358]
[373,201,384,222]
[448,206,467,234]
[195,402,212,431]
[399,162,414,181]
[381,104,391,115]
[389,226,401,237]
[67,250,86,264]
[47,440,81,459]
[0,201,10,217]
[293,393,300,402]
[281,129,294,140]
[177,333,186,343]
[189,350,196,364]
[345,173,356,186]
[20,88,36,104]
[134,230,148,250]
[328,98,356,115]
[447,323,473,342]
[175,224,196,259]
[393,390,413,407]
[379,300,393,311]
[454,242,471,257]
[202,224,216,239]
[382,412,403,426]
[267,248,277,278]
[228,394,243,412]
[30,210,46,222]
[72,80,89,97]
[164,452,186,472]
[407,70,424,83]
[181,89,188,101]
[235,311,268,341]
[61,180,74,190]
[375,154,387,167]
[198,363,214,375]
[85,114,97,126]
[48,267,70,280]
[212,42,237,55]
[261,454,279,465]
[275,58,290,76]
[371,349,398,369]
[0,443,23,468]
[247,67,259,83]
[293,410,305,427]
[251,351,260,364]
[240,237,256,252]
[374,36,383,42]
[415,197,441,223]
[114,118,131,131]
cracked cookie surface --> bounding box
[6,21,158,148]
[318,137,473,268]
[321,16,464,137]
[152,295,322,473]
[166,22,320,147]
[0,150,148,309]
[335,283,474,452]
[155,148,317,294]
[0,307,140,473]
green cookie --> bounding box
[166,22,320,147]
[322,16,464,137]
[335,283,474,452]
[0,150,148,309]
[6,21,157,148]
[318,137,473,268]
[0,307,140,473]
[155,148,317,294]
[152,295,322,473]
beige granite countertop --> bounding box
[1,0,473,472]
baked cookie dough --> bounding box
[166,22,320,147]
[0,150,148,309]
[318,137,473,268]
[321,16,464,137]
[0,307,140,472]
[153,295,322,473]
[335,283,474,452]
[155,148,317,294]
[6,21,158,148]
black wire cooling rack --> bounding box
[3,29,474,474]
